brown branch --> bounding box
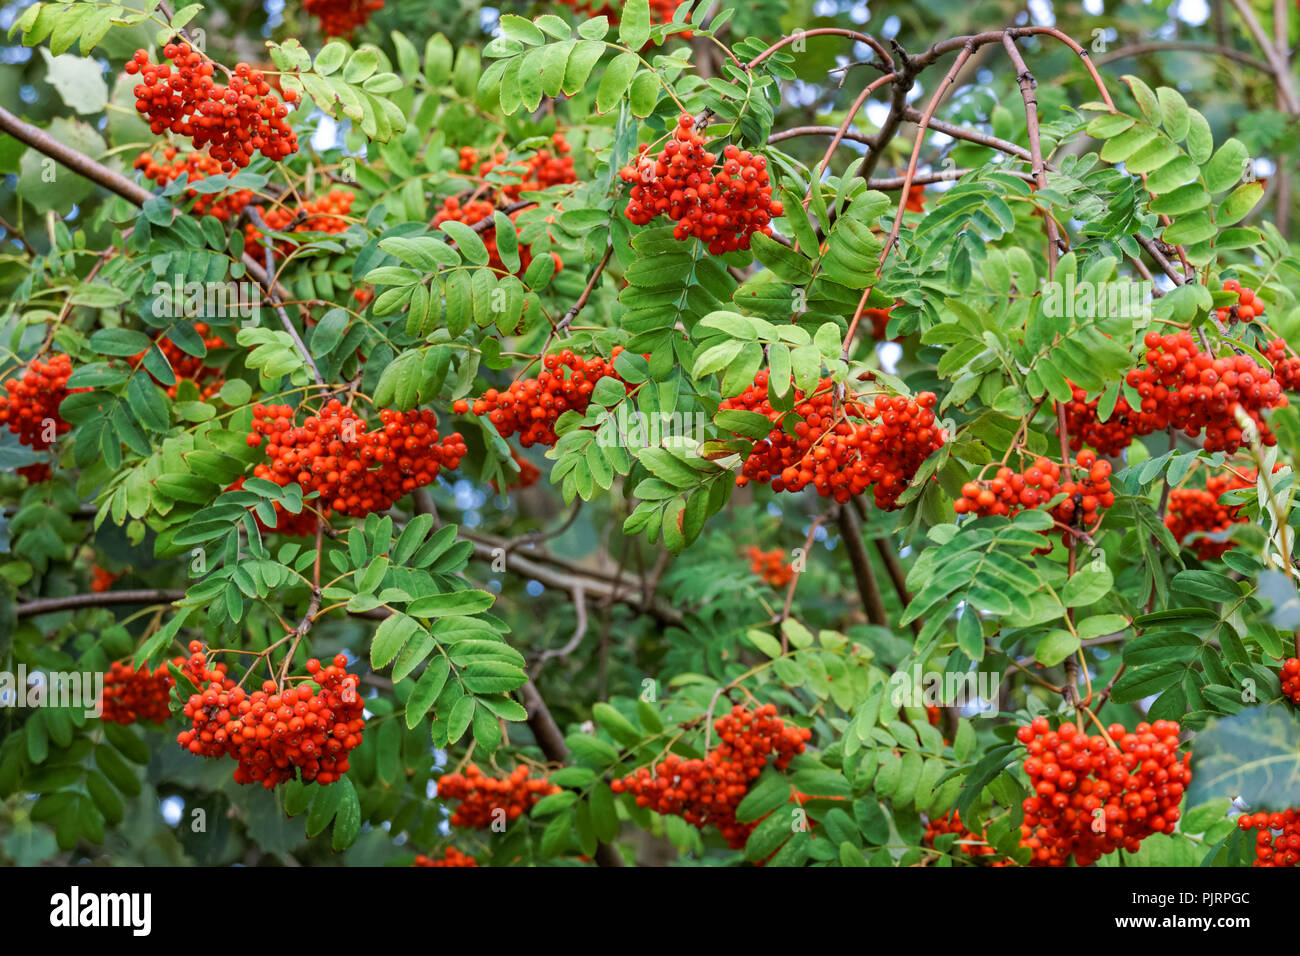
[1093,41,1272,74]
[518,679,625,867]
[556,243,613,335]
[837,505,888,626]
[17,589,186,618]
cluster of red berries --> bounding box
[924,811,1007,863]
[129,322,226,399]
[1279,657,1300,706]
[904,183,926,213]
[1164,468,1256,560]
[101,661,173,725]
[611,704,812,850]
[431,196,548,277]
[436,764,560,828]
[1017,717,1191,867]
[226,476,321,537]
[304,0,384,36]
[0,353,78,452]
[133,147,255,221]
[1240,808,1300,867]
[747,546,794,588]
[177,643,365,788]
[954,450,1114,533]
[720,371,945,508]
[1065,331,1286,457]
[865,305,894,341]
[125,44,298,172]
[1264,339,1300,393]
[1216,279,1263,324]
[91,565,122,593]
[458,134,577,202]
[248,400,467,520]
[452,349,626,448]
[412,846,479,867]
[245,189,355,257]
[619,114,783,255]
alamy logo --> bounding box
[888,665,1000,717]
[1040,275,1152,320]
[0,666,103,718]
[49,887,151,936]
[151,274,260,321]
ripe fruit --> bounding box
[1016,718,1191,866]
[133,148,254,221]
[1065,331,1286,457]
[128,322,227,399]
[747,546,794,588]
[412,846,478,867]
[435,764,560,828]
[719,370,944,508]
[304,0,384,37]
[953,450,1114,546]
[101,661,173,725]
[0,354,77,449]
[245,189,355,258]
[126,44,297,171]
[459,133,577,202]
[1280,657,1300,706]
[1217,279,1263,324]
[1164,467,1257,560]
[923,810,1008,864]
[91,565,121,593]
[452,349,626,449]
[1239,808,1300,867]
[611,704,811,849]
[619,114,782,255]
[177,643,365,788]
[1264,339,1300,393]
[431,196,552,277]
[247,401,467,521]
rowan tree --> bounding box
[0,0,1298,869]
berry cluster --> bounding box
[904,183,926,213]
[91,565,122,593]
[1064,331,1286,457]
[101,661,173,725]
[619,114,783,255]
[245,189,355,257]
[1264,339,1300,393]
[1017,717,1191,867]
[458,134,577,202]
[304,0,384,36]
[431,196,547,277]
[248,400,467,520]
[1164,468,1255,560]
[747,546,794,588]
[720,371,945,508]
[1216,279,1263,325]
[227,476,321,537]
[865,305,894,341]
[1239,808,1300,867]
[435,764,560,828]
[452,349,626,448]
[133,148,255,221]
[1280,657,1300,706]
[0,354,78,450]
[125,44,298,172]
[178,644,365,788]
[611,704,811,849]
[129,322,227,399]
[954,450,1114,534]
[923,811,1006,863]
[412,847,479,867]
